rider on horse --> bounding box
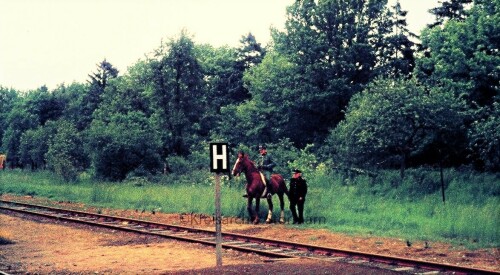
[233,149,288,224]
[257,144,276,198]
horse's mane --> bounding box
[240,153,259,173]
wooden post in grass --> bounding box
[210,143,229,267]
[214,173,222,266]
[439,148,446,204]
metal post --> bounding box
[215,173,222,267]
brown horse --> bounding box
[232,151,288,224]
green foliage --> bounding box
[428,0,473,28]
[148,30,205,157]
[355,168,447,200]
[81,60,120,130]
[46,120,87,182]
[54,83,91,131]
[86,111,162,181]
[195,44,242,109]
[19,123,56,169]
[165,155,191,175]
[417,1,499,107]
[326,78,467,177]
[0,87,19,150]
[237,51,298,145]
[376,2,419,78]
[90,183,117,203]
[468,103,500,171]
[236,32,266,70]
[286,144,317,176]
[1,100,39,165]
[266,0,396,146]
[1,1,498,181]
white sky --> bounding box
[0,0,437,91]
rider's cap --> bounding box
[259,144,266,150]
[292,169,302,173]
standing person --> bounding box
[289,169,307,224]
[257,144,276,197]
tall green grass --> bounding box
[0,168,498,248]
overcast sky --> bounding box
[0,0,437,91]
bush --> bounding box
[264,138,300,176]
[469,103,500,172]
[86,112,162,181]
[165,155,191,175]
[326,78,467,177]
[46,120,87,182]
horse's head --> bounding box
[232,151,246,176]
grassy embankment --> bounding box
[0,168,498,249]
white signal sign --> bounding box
[210,143,229,173]
[209,142,228,266]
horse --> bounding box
[232,151,288,224]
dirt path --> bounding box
[0,213,267,274]
[0,213,399,274]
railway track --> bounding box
[0,199,497,275]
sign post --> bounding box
[209,142,229,267]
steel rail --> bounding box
[1,199,497,274]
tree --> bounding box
[201,33,266,106]
[416,1,499,169]
[19,123,56,170]
[468,102,500,171]
[22,86,66,126]
[58,83,92,131]
[1,99,39,167]
[87,59,119,89]
[417,0,499,108]
[46,120,88,181]
[81,59,119,129]
[149,31,205,157]
[236,33,266,70]
[195,44,242,133]
[428,0,473,28]
[375,1,419,78]
[0,87,19,150]
[85,64,162,180]
[266,0,393,146]
[86,111,162,181]
[232,51,297,145]
[326,78,467,178]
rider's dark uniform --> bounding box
[259,153,275,182]
[258,147,276,195]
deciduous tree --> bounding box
[149,31,205,157]
[326,78,467,178]
[265,0,394,146]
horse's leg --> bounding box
[278,193,285,224]
[266,195,274,223]
[253,198,260,224]
[247,197,254,223]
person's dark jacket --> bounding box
[259,154,276,172]
[289,177,307,200]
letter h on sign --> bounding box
[210,143,229,173]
